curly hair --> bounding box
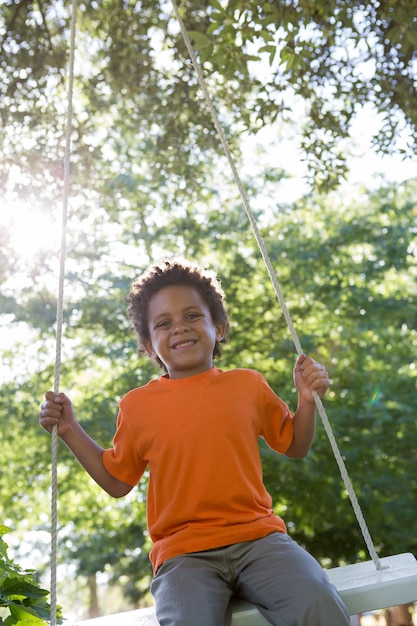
[126,258,230,370]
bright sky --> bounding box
[2,200,58,263]
[241,103,416,206]
[1,162,59,263]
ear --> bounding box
[215,322,227,342]
[144,341,156,358]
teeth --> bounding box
[174,340,194,349]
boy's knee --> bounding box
[297,576,350,624]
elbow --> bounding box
[285,441,311,459]
[292,449,310,459]
[285,429,314,459]
[286,449,309,460]
[104,482,133,499]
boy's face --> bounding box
[144,284,226,379]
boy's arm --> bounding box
[39,392,133,498]
[285,354,329,459]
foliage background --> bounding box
[1,0,416,619]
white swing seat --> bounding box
[72,552,417,626]
[326,552,417,615]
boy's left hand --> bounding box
[293,354,329,402]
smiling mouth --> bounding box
[172,339,196,350]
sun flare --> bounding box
[2,200,59,262]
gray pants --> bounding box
[151,532,350,626]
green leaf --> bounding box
[210,0,228,14]
[9,604,48,624]
[1,578,48,600]
[187,31,211,50]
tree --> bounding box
[1,0,416,616]
[1,0,417,203]
[190,0,417,188]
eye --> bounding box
[186,312,202,321]
[155,319,171,329]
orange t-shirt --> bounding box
[103,367,294,573]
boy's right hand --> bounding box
[39,392,75,437]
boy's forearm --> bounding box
[285,399,316,458]
[60,422,132,497]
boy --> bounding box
[40,258,350,626]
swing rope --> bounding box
[170,0,382,571]
[50,1,77,624]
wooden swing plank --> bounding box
[72,553,417,626]
[326,552,417,615]
[70,602,271,625]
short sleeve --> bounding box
[258,375,294,453]
[102,407,147,486]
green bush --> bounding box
[0,525,61,625]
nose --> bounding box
[172,320,190,334]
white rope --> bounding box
[170,0,382,571]
[50,1,77,624]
